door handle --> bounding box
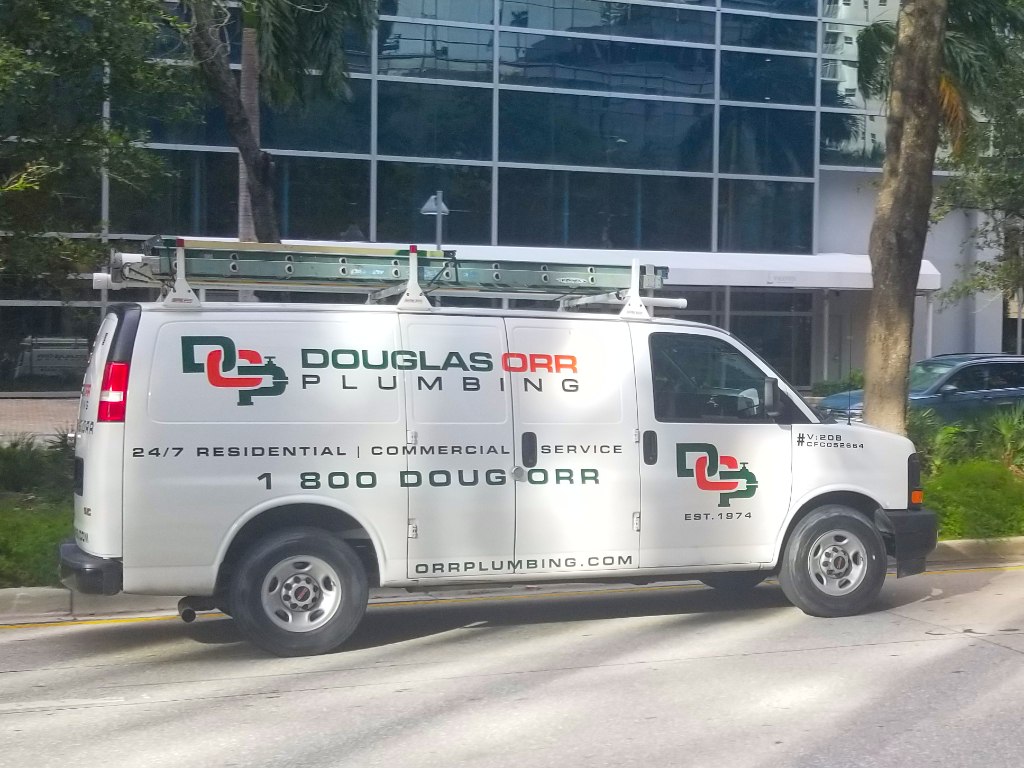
[521,431,538,468]
[642,430,658,465]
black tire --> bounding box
[699,571,768,592]
[230,527,369,657]
[778,505,886,618]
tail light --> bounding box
[908,453,923,509]
[98,361,129,422]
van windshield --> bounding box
[909,361,955,392]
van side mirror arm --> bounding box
[765,377,783,418]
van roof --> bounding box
[132,301,724,332]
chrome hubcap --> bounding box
[807,529,867,596]
[261,556,341,633]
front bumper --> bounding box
[59,540,122,595]
[875,508,938,577]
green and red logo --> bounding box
[181,336,288,405]
[677,443,757,507]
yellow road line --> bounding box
[3,563,1022,631]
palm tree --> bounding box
[857,0,1024,154]
[183,0,376,242]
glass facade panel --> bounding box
[720,51,815,105]
[501,1,716,43]
[148,100,232,146]
[377,162,492,244]
[719,106,814,177]
[278,157,370,241]
[820,113,886,166]
[498,168,711,250]
[731,314,812,386]
[379,22,494,82]
[722,0,817,16]
[500,33,715,98]
[379,81,492,160]
[111,150,237,237]
[721,14,817,52]
[718,179,813,254]
[499,90,713,171]
[822,0,898,24]
[262,78,371,154]
[381,0,495,23]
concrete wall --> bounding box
[817,169,1002,371]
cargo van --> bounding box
[61,240,937,656]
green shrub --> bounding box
[0,495,72,587]
[811,370,865,397]
[924,460,1024,539]
[0,433,74,497]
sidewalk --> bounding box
[4,537,1023,627]
[0,396,78,441]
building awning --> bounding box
[351,242,942,293]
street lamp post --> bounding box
[420,190,450,251]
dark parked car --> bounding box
[819,354,1024,422]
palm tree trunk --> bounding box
[863,0,947,434]
[238,25,259,242]
[187,0,279,243]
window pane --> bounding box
[820,50,885,111]
[379,22,494,82]
[148,100,232,146]
[379,81,492,160]
[277,157,369,241]
[720,51,815,105]
[111,151,236,237]
[650,333,769,422]
[499,90,713,171]
[718,179,812,254]
[719,106,814,177]
[948,365,988,392]
[721,14,817,52]
[377,162,491,244]
[723,0,817,16]
[381,0,494,23]
[731,315,812,387]
[500,33,715,98]
[820,113,886,167]
[501,1,715,42]
[262,78,370,154]
[823,0,898,24]
[731,291,812,312]
[988,364,1024,390]
[497,168,711,250]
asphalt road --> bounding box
[4,567,1024,768]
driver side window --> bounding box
[651,332,769,422]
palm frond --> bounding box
[939,73,970,155]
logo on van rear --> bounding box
[181,336,288,405]
[677,443,757,507]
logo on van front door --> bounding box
[181,336,288,405]
[676,443,757,507]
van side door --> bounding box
[400,315,516,579]
[504,317,641,575]
[631,327,793,567]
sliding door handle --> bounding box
[642,430,658,465]
[521,431,538,468]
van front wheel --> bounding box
[230,528,368,657]
[779,505,886,618]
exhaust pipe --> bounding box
[177,596,219,623]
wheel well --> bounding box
[777,491,883,569]
[215,504,381,594]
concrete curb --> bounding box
[3,538,1024,626]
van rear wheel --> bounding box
[230,528,368,657]
[699,572,767,591]
[778,505,886,618]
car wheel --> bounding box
[778,505,887,618]
[230,527,368,657]
[699,571,767,591]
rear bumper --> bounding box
[59,540,122,595]
[875,508,938,577]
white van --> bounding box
[61,245,936,657]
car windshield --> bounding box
[909,360,955,392]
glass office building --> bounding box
[11,0,980,391]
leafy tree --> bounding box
[0,0,197,297]
[179,0,376,242]
[936,41,1024,353]
[857,0,1024,434]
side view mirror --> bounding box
[939,383,958,396]
[764,377,783,418]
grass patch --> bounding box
[0,493,72,587]
[924,460,1024,540]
